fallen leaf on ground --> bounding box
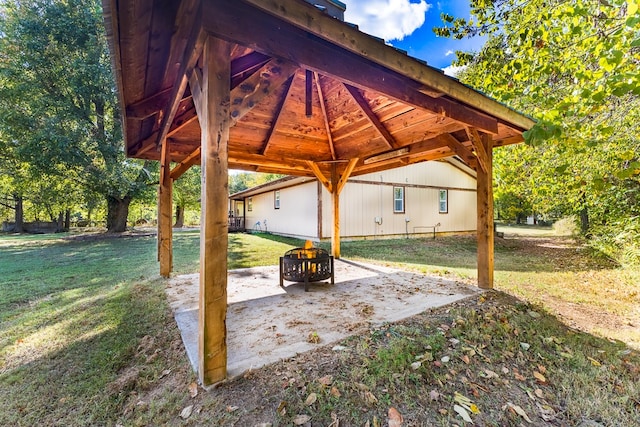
[330,386,341,397]
[293,414,311,425]
[483,369,499,379]
[453,404,473,423]
[318,375,333,386]
[429,389,440,401]
[276,401,287,416]
[505,402,532,423]
[533,371,547,383]
[410,361,422,370]
[388,407,403,427]
[535,388,544,398]
[364,391,378,404]
[461,354,470,364]
[226,405,239,412]
[328,412,339,427]
[180,405,193,419]
[305,393,317,406]
[520,342,531,351]
[588,356,602,366]
[537,365,547,374]
[188,382,198,398]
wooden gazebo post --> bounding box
[158,143,173,277]
[470,130,494,289]
[196,36,230,385]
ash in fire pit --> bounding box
[279,241,334,291]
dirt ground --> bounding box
[165,259,479,378]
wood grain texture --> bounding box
[198,37,230,386]
[476,133,494,289]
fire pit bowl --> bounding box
[279,247,334,292]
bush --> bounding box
[588,217,640,267]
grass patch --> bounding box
[1,230,639,425]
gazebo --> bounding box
[102,0,534,385]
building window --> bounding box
[247,197,253,212]
[439,190,448,214]
[393,186,405,213]
[274,191,280,209]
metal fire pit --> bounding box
[279,247,334,292]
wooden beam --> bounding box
[261,75,295,155]
[314,72,336,160]
[476,133,494,289]
[344,84,396,150]
[231,51,271,89]
[203,0,501,135]
[336,157,358,194]
[198,36,230,386]
[305,69,313,117]
[330,164,340,259]
[156,12,206,151]
[364,147,409,165]
[229,58,298,126]
[466,127,489,173]
[158,140,173,277]
[306,161,332,192]
[170,146,201,180]
[441,133,477,169]
[238,0,535,132]
[131,107,199,157]
[126,88,174,120]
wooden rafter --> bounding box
[202,0,500,134]
[336,158,358,194]
[306,161,332,192]
[132,107,199,157]
[314,72,336,160]
[229,58,298,126]
[239,0,534,131]
[441,133,477,169]
[231,51,271,88]
[261,75,295,155]
[305,69,313,117]
[170,146,201,180]
[155,12,206,150]
[126,88,175,120]
[466,127,489,173]
[343,84,396,150]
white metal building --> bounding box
[230,159,476,240]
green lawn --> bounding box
[0,230,638,426]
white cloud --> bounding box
[445,49,454,56]
[344,0,431,41]
[442,64,466,77]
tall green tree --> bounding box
[435,0,640,244]
[0,0,154,232]
[173,167,201,228]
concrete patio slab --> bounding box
[165,259,479,379]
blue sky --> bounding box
[342,0,485,74]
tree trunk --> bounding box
[64,209,71,231]
[14,195,24,233]
[106,195,132,233]
[580,193,590,235]
[174,205,185,228]
[57,212,64,232]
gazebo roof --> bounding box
[102,0,534,180]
